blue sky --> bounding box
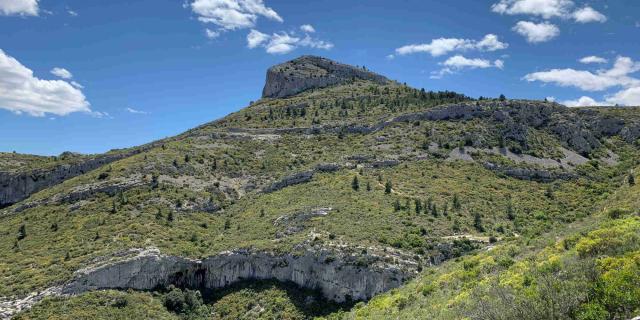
[0,0,639,155]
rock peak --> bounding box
[261,56,390,99]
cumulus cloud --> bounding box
[524,56,640,91]
[190,0,282,30]
[512,21,560,43]
[395,34,508,57]
[0,49,91,117]
[247,29,333,54]
[606,87,640,106]
[491,0,573,19]
[50,67,73,79]
[0,0,39,16]
[431,55,504,79]
[579,56,607,64]
[300,24,315,33]
[247,29,269,48]
[561,96,609,107]
[572,6,607,23]
[526,56,640,107]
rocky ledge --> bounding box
[62,246,417,303]
[262,56,390,99]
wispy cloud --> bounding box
[50,67,73,79]
[431,55,504,79]
[247,29,333,54]
[579,56,608,64]
[125,107,149,115]
[395,34,508,57]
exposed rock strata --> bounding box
[0,150,146,208]
[62,247,418,303]
[262,56,390,98]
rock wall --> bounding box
[262,56,390,99]
[63,248,416,303]
[0,149,147,209]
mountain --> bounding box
[1,56,639,320]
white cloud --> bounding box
[0,0,39,16]
[572,6,607,23]
[606,87,640,106]
[526,56,640,107]
[491,0,573,19]
[50,67,73,79]
[579,55,607,64]
[0,49,91,117]
[546,96,556,102]
[524,56,640,91]
[205,28,220,39]
[125,107,148,115]
[561,96,609,107]
[70,81,83,89]
[512,21,559,43]
[395,34,508,57]
[247,30,333,54]
[190,0,282,30]
[300,24,315,33]
[67,9,77,16]
[386,54,395,60]
[247,29,269,48]
[431,55,504,79]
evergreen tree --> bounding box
[385,180,392,194]
[452,193,461,210]
[17,224,26,241]
[393,199,401,212]
[431,203,438,217]
[629,172,636,186]
[352,176,360,191]
[415,199,422,214]
[506,202,516,220]
[366,181,371,191]
[167,211,174,223]
[474,212,484,232]
[499,94,506,101]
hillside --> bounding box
[1,56,639,320]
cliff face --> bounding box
[63,247,418,303]
[0,151,144,209]
[262,55,390,99]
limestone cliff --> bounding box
[262,56,390,99]
[63,247,418,303]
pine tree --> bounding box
[385,181,392,194]
[393,200,401,212]
[499,94,506,101]
[431,203,438,217]
[167,211,174,223]
[415,199,422,214]
[474,212,484,232]
[366,181,371,191]
[452,193,461,210]
[506,202,515,220]
[17,224,26,240]
[629,172,636,186]
[352,176,360,191]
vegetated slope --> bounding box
[346,165,640,320]
[3,56,640,319]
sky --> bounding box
[0,0,639,155]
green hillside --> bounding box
[2,56,639,320]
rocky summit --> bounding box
[262,55,390,98]
[2,56,640,320]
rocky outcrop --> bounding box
[262,56,390,99]
[10,177,144,213]
[0,150,145,209]
[263,163,342,193]
[62,247,418,303]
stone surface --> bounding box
[62,247,417,303]
[262,56,390,99]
